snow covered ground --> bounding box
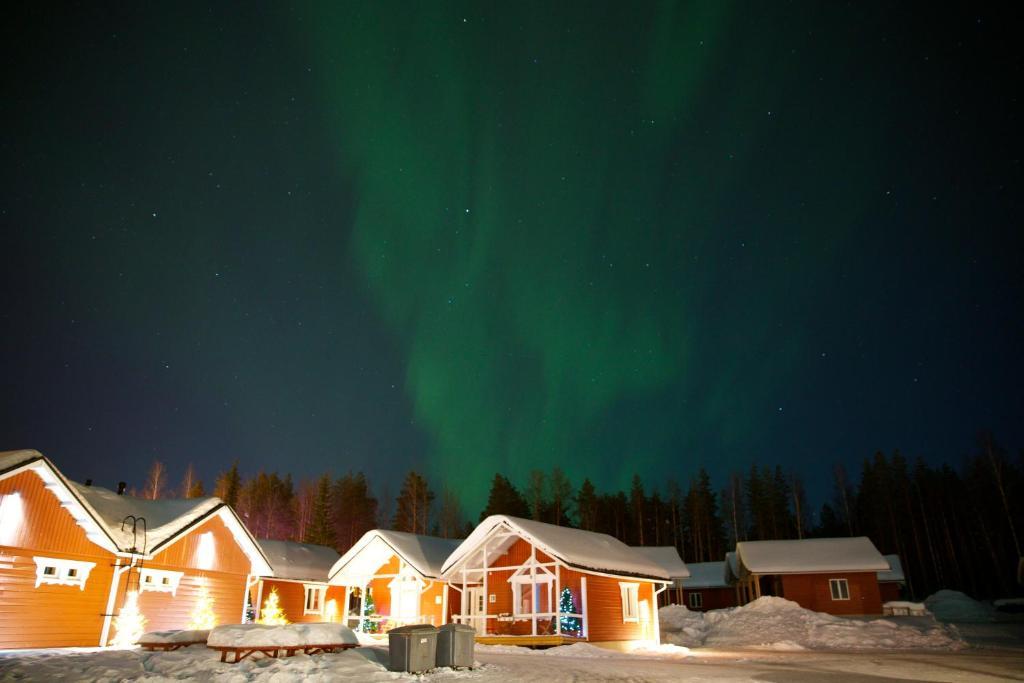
[1,642,1022,682]
[2,594,1022,681]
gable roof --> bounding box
[631,546,690,581]
[681,561,730,589]
[329,530,461,584]
[735,537,889,575]
[0,449,272,575]
[258,539,340,582]
[442,515,670,581]
[878,554,905,583]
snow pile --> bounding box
[925,590,995,623]
[657,605,709,647]
[207,622,358,647]
[660,597,964,650]
[138,629,209,644]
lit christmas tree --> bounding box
[110,590,147,647]
[186,582,218,630]
[257,587,290,625]
[559,588,580,636]
[361,588,376,633]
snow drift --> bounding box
[660,597,964,650]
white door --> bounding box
[466,587,486,634]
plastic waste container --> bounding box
[436,623,475,668]
[387,624,438,673]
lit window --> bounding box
[33,557,95,590]
[511,574,554,617]
[619,583,640,622]
[304,584,327,615]
[829,578,850,601]
[0,492,24,546]
[138,568,184,596]
[688,591,703,609]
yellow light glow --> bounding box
[325,598,338,622]
[0,492,23,546]
[186,581,218,630]
[110,590,147,647]
[257,587,290,625]
[197,532,215,570]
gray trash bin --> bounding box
[388,624,438,673]
[436,623,475,668]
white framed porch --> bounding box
[445,522,588,641]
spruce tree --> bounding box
[479,474,529,520]
[304,474,334,547]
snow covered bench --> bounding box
[207,623,359,663]
[137,629,210,651]
[883,601,928,617]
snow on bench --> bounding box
[207,623,359,663]
[137,629,210,651]
[883,601,928,617]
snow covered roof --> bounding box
[442,516,670,581]
[0,450,272,575]
[258,539,340,582]
[735,537,889,575]
[329,530,461,584]
[631,546,690,580]
[878,554,905,583]
[680,561,730,589]
[725,552,739,582]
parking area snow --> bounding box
[660,596,964,650]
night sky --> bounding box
[2,3,1021,516]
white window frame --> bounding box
[33,557,95,590]
[619,582,640,622]
[687,591,703,609]
[510,573,554,617]
[304,583,327,615]
[829,578,850,601]
[139,568,184,596]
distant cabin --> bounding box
[442,515,671,647]
[255,539,344,623]
[728,537,890,615]
[678,561,738,611]
[328,529,461,632]
[630,546,690,608]
[877,554,905,603]
[0,450,272,649]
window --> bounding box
[511,574,554,617]
[139,568,184,596]
[688,591,703,609]
[33,557,95,590]
[304,584,327,615]
[829,578,850,601]
[619,582,640,622]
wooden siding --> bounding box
[878,581,902,603]
[561,569,656,642]
[0,470,115,648]
[113,569,247,634]
[256,579,330,624]
[0,470,110,558]
[362,554,447,628]
[149,514,253,576]
[681,586,738,611]
[0,546,115,648]
[779,572,883,615]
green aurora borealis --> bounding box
[1,2,1020,514]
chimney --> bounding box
[84,479,93,487]
[117,481,127,495]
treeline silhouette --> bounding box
[140,433,1022,600]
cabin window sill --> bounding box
[33,557,95,590]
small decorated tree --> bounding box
[110,590,147,647]
[257,587,290,625]
[361,589,376,633]
[558,588,580,636]
[186,582,217,630]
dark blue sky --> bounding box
[2,2,1021,516]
